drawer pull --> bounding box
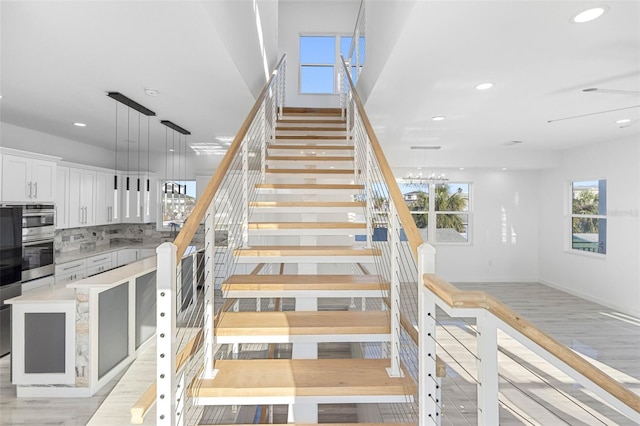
[63,263,83,271]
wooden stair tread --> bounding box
[216,311,390,336]
[282,107,343,115]
[268,144,353,150]
[222,274,388,291]
[248,222,365,230]
[250,201,365,208]
[218,424,414,426]
[276,126,347,132]
[266,155,354,161]
[233,246,381,257]
[265,168,355,175]
[256,183,363,190]
[277,118,345,125]
[191,359,415,398]
[277,135,350,140]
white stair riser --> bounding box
[250,206,363,213]
[256,188,360,195]
[264,175,357,183]
[248,228,364,236]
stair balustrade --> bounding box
[156,55,286,426]
[150,48,640,426]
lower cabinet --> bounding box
[55,260,86,284]
[22,275,55,294]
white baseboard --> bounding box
[539,279,640,318]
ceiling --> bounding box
[364,1,640,170]
[0,1,256,161]
[1,1,639,173]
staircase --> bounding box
[189,107,416,423]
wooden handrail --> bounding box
[339,57,423,260]
[173,54,287,261]
[423,273,640,415]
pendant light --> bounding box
[160,120,191,226]
[126,106,131,219]
[113,101,119,220]
[107,92,156,220]
[136,111,141,219]
[146,116,151,218]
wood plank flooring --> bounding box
[1,282,639,425]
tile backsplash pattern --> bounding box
[55,223,169,253]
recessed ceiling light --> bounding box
[572,6,608,23]
[431,116,446,121]
[169,148,175,152]
[73,122,87,127]
[616,118,631,124]
[144,88,159,96]
[502,167,508,171]
[459,167,465,170]
[475,82,494,90]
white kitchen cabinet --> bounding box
[85,252,113,276]
[55,259,87,284]
[117,248,139,266]
[56,167,70,229]
[95,171,119,225]
[22,275,55,294]
[68,168,96,228]
[139,248,156,259]
[1,153,57,203]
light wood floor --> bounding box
[1,282,638,425]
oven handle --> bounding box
[22,211,56,217]
[23,238,54,246]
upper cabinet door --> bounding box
[30,159,57,202]
[0,154,57,203]
[1,155,31,202]
[56,167,70,229]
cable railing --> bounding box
[340,54,438,424]
[346,0,366,84]
[420,272,640,425]
[340,52,640,425]
[155,55,286,426]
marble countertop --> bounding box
[6,284,76,304]
[55,241,163,265]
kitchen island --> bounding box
[6,245,202,398]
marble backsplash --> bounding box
[55,223,170,254]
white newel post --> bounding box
[476,311,499,425]
[387,202,401,377]
[418,244,440,425]
[157,242,178,426]
[203,200,215,378]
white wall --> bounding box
[278,0,361,108]
[1,122,115,169]
[538,137,640,317]
[432,169,540,283]
[202,0,279,99]
[356,0,417,103]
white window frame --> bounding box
[299,34,355,95]
[158,179,197,232]
[402,180,472,246]
[568,178,607,256]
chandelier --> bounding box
[403,146,449,184]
